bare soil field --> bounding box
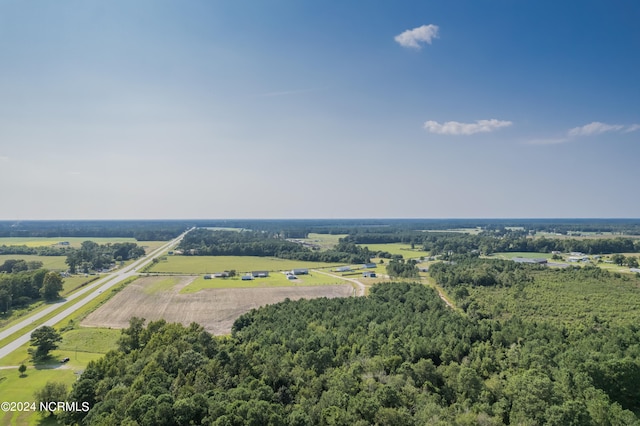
[81,276,353,335]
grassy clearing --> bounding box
[0,254,68,270]
[0,336,109,425]
[147,255,342,274]
[58,328,120,354]
[492,252,553,259]
[142,276,181,295]
[357,243,431,259]
[181,272,347,293]
[297,233,347,250]
[0,365,78,425]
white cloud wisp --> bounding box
[527,121,639,145]
[395,24,439,49]
[424,119,512,135]
[567,122,625,137]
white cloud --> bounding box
[424,119,512,135]
[526,121,638,145]
[395,24,439,49]
[567,121,624,137]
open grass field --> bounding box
[147,255,343,274]
[81,275,354,335]
[297,233,347,250]
[492,252,553,259]
[0,333,111,425]
[58,328,120,354]
[0,237,167,250]
[0,254,68,270]
[181,271,348,293]
[0,365,78,425]
[357,243,431,259]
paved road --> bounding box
[0,229,192,360]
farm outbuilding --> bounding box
[291,268,308,275]
[362,271,376,278]
[252,271,269,278]
[335,266,352,272]
[241,275,254,281]
[363,263,377,269]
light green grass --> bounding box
[297,233,348,250]
[181,272,347,293]
[357,243,431,259]
[0,237,141,248]
[0,340,106,425]
[61,276,98,296]
[58,328,120,354]
[0,365,78,425]
[148,256,342,274]
[142,276,181,295]
[493,252,553,259]
[0,255,68,270]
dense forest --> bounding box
[0,221,187,241]
[61,283,640,425]
[345,231,640,255]
[3,219,640,241]
[178,229,372,264]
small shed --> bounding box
[241,275,254,281]
[291,268,308,275]
[362,271,376,278]
[252,271,269,278]
[363,263,377,269]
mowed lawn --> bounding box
[181,272,349,293]
[148,256,343,274]
[357,243,431,259]
[0,330,112,425]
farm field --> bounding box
[0,254,68,270]
[357,242,431,259]
[492,251,553,259]
[0,237,166,252]
[147,255,343,274]
[296,233,347,250]
[81,275,354,335]
[181,272,349,293]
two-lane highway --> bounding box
[0,228,192,359]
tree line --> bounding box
[0,266,64,313]
[345,231,640,255]
[65,241,146,274]
[178,229,372,264]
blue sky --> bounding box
[1,0,638,219]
